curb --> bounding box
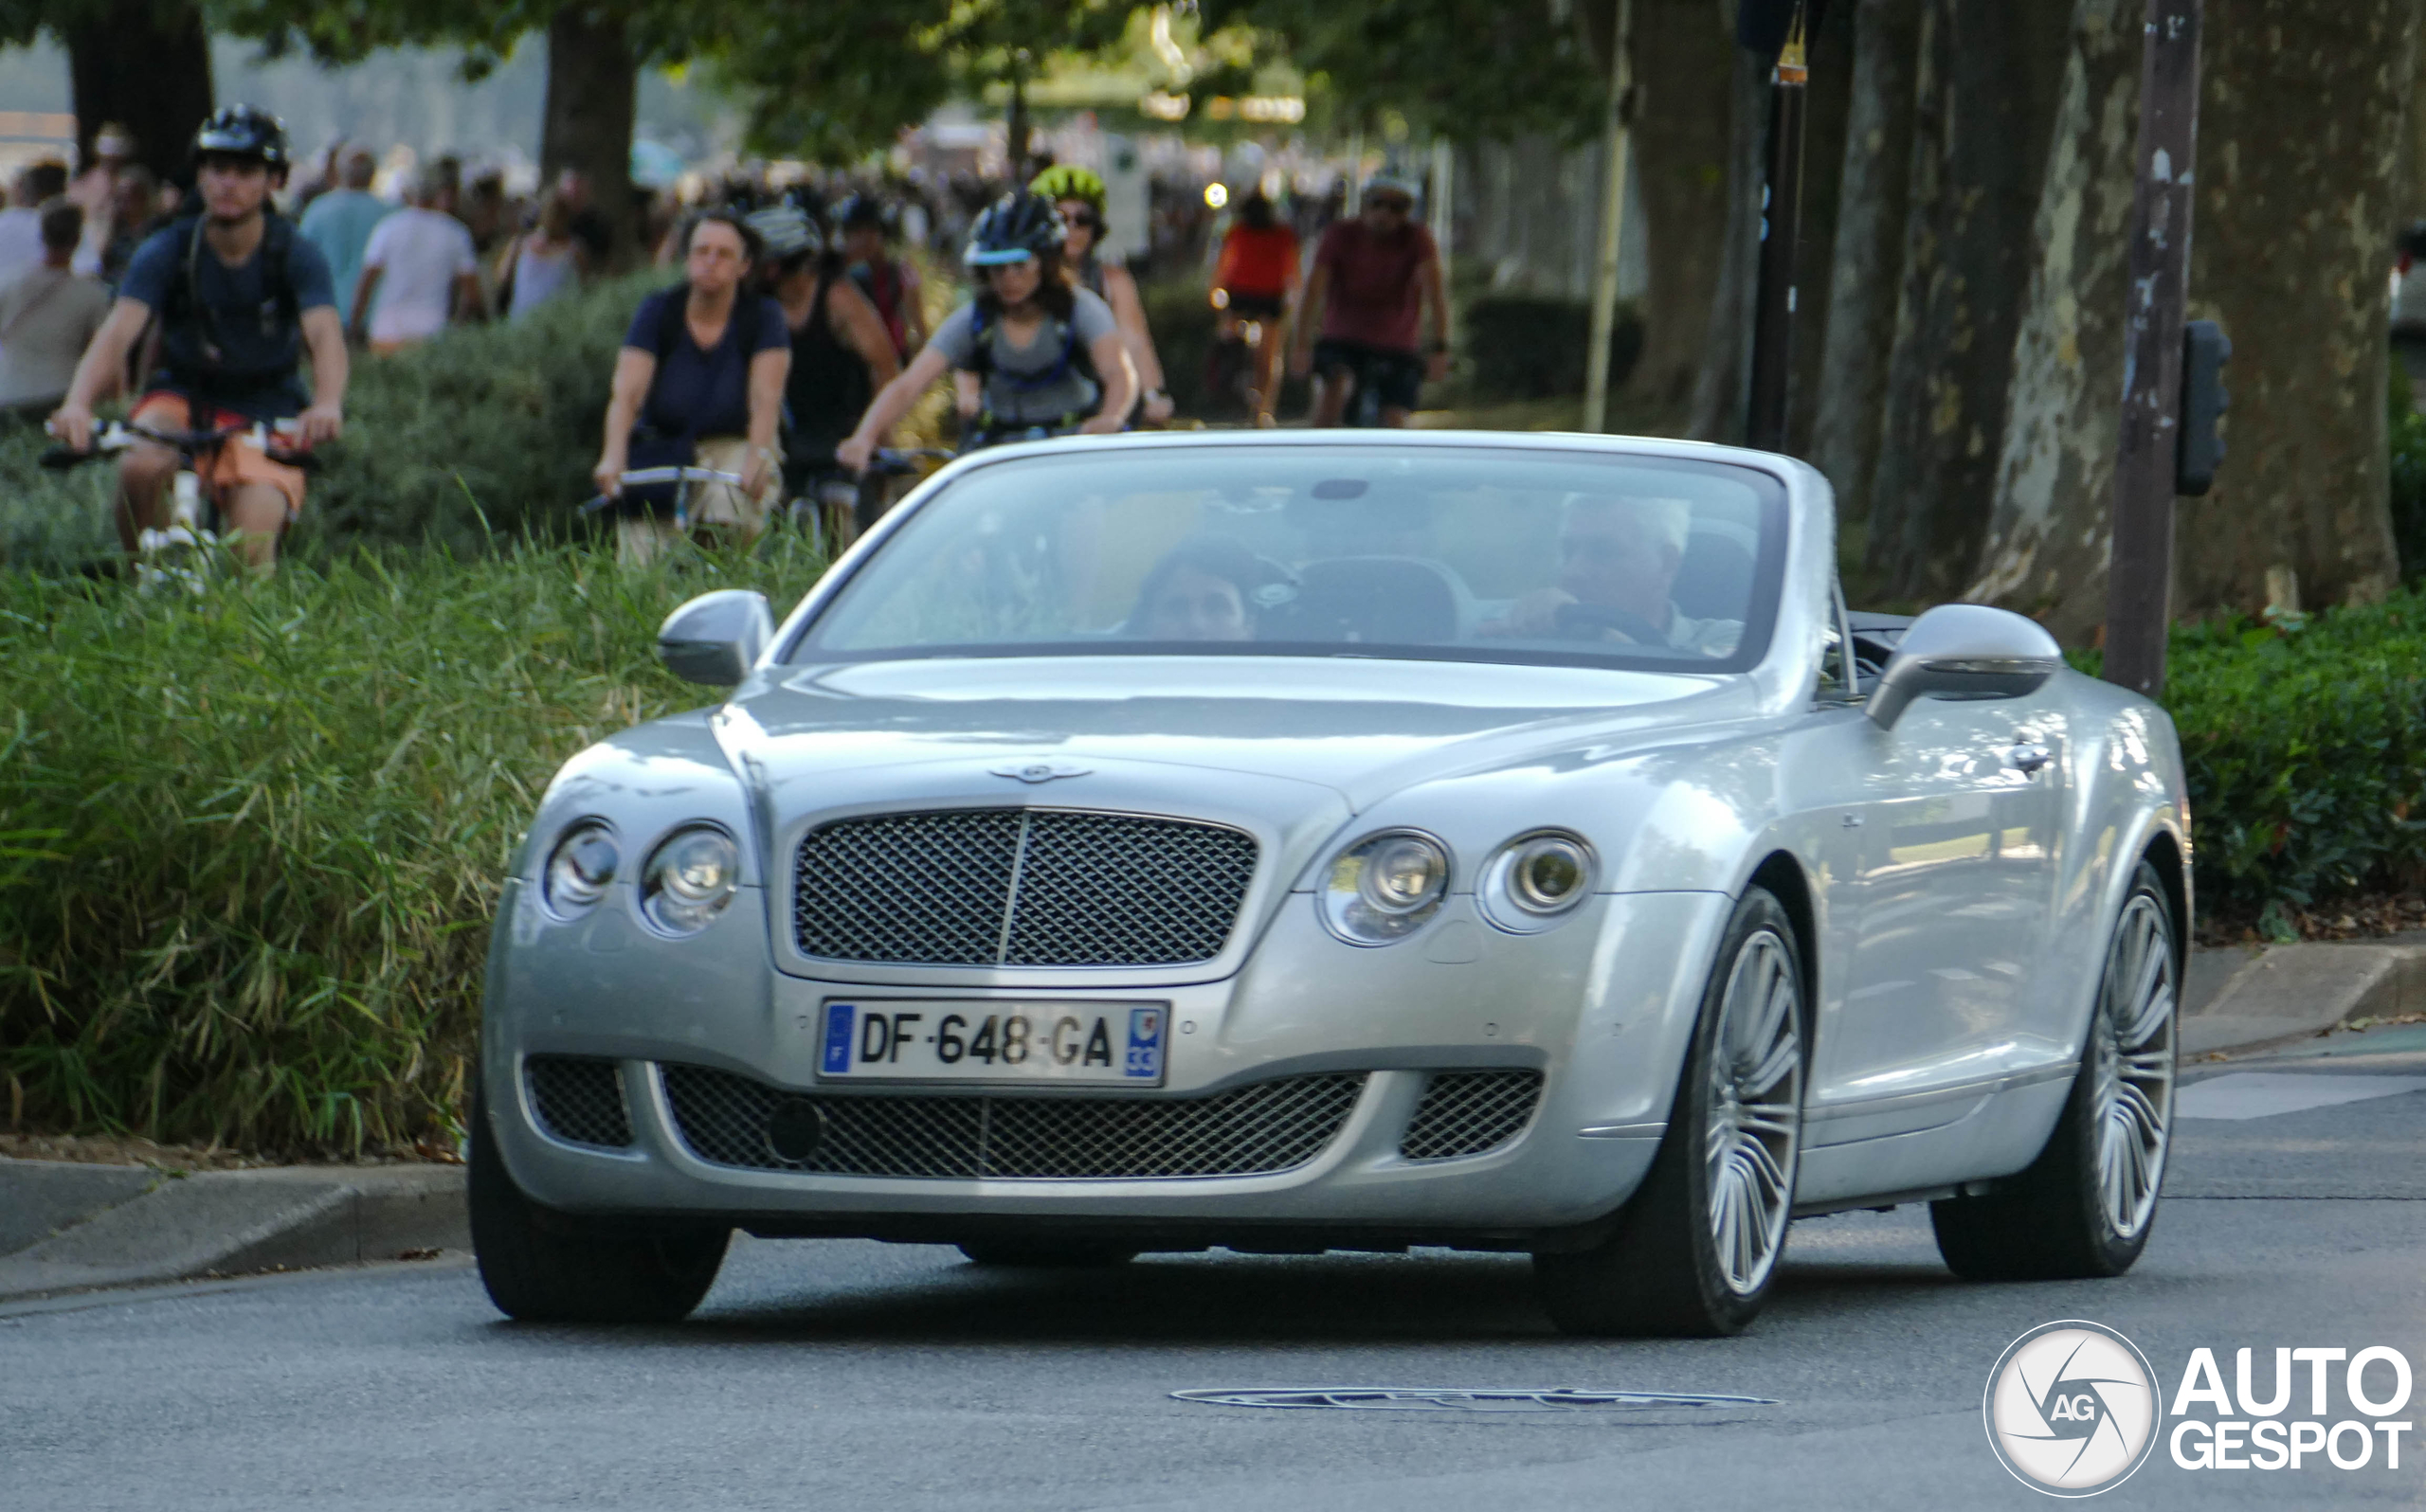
[0,1161,465,1303]
[2182,941,2426,1059]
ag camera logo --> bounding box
[1983,1321,2161,1496]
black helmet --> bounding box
[964,190,1064,268]
[831,191,893,233]
[192,105,290,169]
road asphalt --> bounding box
[6,1036,2426,1510]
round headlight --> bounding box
[643,826,740,935]
[542,821,618,916]
[1478,831,1595,932]
[1320,830,1451,945]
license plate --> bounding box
[818,1000,1168,1086]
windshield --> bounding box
[793,445,1788,673]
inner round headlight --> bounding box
[1478,831,1595,932]
[542,821,618,916]
[1320,830,1451,945]
[642,826,740,935]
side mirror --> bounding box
[1867,603,2063,729]
[657,589,774,688]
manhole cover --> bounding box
[1170,1387,1778,1413]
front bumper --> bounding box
[482,879,1732,1245]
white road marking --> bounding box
[2175,1072,2426,1122]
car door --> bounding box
[1821,690,2067,1119]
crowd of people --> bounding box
[7,100,1458,578]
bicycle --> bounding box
[41,417,318,591]
[1204,289,1283,423]
[783,445,951,558]
[578,464,747,528]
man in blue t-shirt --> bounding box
[48,105,349,573]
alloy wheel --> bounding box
[2091,893,2176,1240]
[1704,928,1803,1296]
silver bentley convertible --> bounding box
[473,431,2188,1337]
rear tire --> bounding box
[1534,887,1807,1337]
[470,1088,729,1323]
[1931,859,2178,1281]
[957,1239,1138,1269]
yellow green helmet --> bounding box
[1029,164,1108,215]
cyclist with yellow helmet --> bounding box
[1030,163,1171,423]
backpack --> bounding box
[965,299,1098,425]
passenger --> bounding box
[1486,495,1741,655]
[1127,535,1268,642]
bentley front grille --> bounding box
[791,808,1258,966]
[658,1063,1366,1179]
[1399,1070,1544,1161]
[525,1055,633,1149]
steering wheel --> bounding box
[1552,601,1669,646]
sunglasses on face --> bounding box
[1367,196,1413,215]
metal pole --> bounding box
[1584,0,1635,433]
[2102,0,2202,696]
[1745,4,1811,454]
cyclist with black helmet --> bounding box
[745,203,897,484]
[49,105,346,573]
[1030,164,1171,424]
[834,192,926,357]
[836,190,1134,473]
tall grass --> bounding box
[0,538,829,1156]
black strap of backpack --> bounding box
[167,211,298,405]
[966,301,1079,394]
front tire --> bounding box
[1931,859,2178,1280]
[470,1089,730,1323]
[1534,887,1807,1337]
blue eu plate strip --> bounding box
[822,1003,856,1075]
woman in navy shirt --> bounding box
[593,209,789,565]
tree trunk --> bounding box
[1864,0,2070,602]
[63,0,213,186]
[1963,0,2145,636]
[1688,51,1771,443]
[1810,0,1922,537]
[2173,0,2417,618]
[1007,70,1033,182]
[1784,0,1859,457]
[1623,0,1739,414]
[541,6,638,270]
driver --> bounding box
[1126,535,1268,642]
[1486,495,1741,656]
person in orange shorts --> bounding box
[48,105,348,574]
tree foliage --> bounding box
[1201,0,1604,144]
[710,0,1136,164]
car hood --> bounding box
[718,655,1753,814]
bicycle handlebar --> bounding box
[40,419,321,473]
[578,464,748,516]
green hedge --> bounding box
[0,541,829,1156]
[2150,592,2426,921]
[0,274,659,575]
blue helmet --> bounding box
[964,190,1065,267]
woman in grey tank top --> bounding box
[836,190,1137,473]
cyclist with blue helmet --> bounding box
[836,190,1134,472]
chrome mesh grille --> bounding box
[525,1055,632,1149]
[659,1063,1365,1179]
[791,808,1257,966]
[1399,1070,1543,1161]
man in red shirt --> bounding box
[1289,174,1450,427]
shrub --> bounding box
[2389,351,2426,583]
[2148,591,2426,917]
[1462,296,1643,402]
[0,539,830,1155]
